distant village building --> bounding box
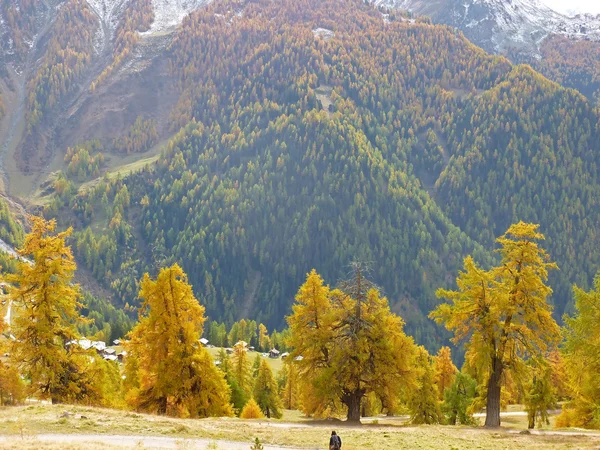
[67,339,106,353]
[199,338,209,346]
[113,339,121,345]
[67,339,126,363]
[269,348,280,358]
[93,341,106,352]
[281,352,289,359]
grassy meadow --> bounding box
[0,403,599,449]
[205,347,285,374]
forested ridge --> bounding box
[0,0,44,61]
[26,0,97,130]
[437,67,600,307]
[508,35,600,104]
[1,219,598,429]
[92,0,154,89]
[43,0,600,346]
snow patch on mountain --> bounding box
[541,0,600,16]
[85,0,128,54]
[145,0,212,34]
[84,0,212,40]
[373,0,600,56]
[313,28,335,40]
[85,0,128,27]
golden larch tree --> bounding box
[524,362,556,429]
[258,323,270,352]
[288,267,416,422]
[558,274,600,428]
[124,264,232,417]
[431,222,561,427]
[408,346,442,424]
[240,398,264,419]
[8,217,98,404]
[433,346,458,401]
[281,359,300,410]
[231,340,252,397]
[547,350,569,400]
[253,358,282,418]
[0,287,24,405]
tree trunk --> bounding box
[485,358,502,428]
[528,413,535,429]
[157,396,167,415]
[343,390,363,422]
[449,410,457,425]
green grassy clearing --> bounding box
[205,347,285,375]
[77,154,160,194]
[27,135,168,207]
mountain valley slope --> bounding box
[0,0,598,346]
[1,0,598,199]
[373,0,600,101]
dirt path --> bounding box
[2,426,599,450]
[0,434,311,449]
[506,429,600,437]
[360,410,550,423]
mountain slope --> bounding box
[38,0,600,347]
[1,0,598,202]
[374,0,600,55]
[437,66,600,308]
[0,0,202,198]
[374,0,600,101]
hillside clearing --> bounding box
[206,347,285,374]
[0,404,599,449]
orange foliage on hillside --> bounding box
[1,0,42,59]
[538,35,600,100]
[92,0,154,89]
[26,0,97,129]
[112,116,158,154]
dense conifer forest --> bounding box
[0,0,598,434]
[34,0,598,348]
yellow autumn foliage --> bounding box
[240,398,264,419]
[433,346,457,401]
[8,217,105,404]
[124,263,233,418]
[432,222,561,427]
[559,274,600,428]
[287,267,417,421]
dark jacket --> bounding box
[329,435,342,449]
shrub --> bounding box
[240,399,264,419]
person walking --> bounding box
[329,430,342,450]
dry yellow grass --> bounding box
[0,440,130,449]
[0,404,599,449]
